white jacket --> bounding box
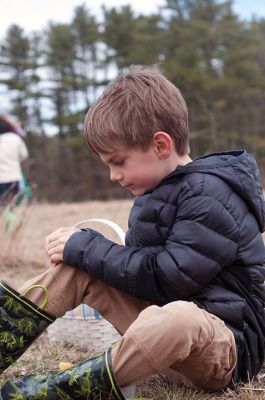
[0,132,28,183]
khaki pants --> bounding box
[19,264,237,391]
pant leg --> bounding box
[111,301,237,391]
[18,264,91,318]
[19,263,150,334]
[0,181,19,203]
[19,266,237,390]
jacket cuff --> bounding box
[63,229,101,268]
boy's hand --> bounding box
[46,227,80,266]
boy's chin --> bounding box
[129,187,146,196]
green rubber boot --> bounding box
[0,348,125,400]
[0,280,55,373]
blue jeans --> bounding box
[0,181,19,203]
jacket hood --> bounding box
[165,150,265,232]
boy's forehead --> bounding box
[99,146,146,163]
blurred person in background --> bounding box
[0,114,28,204]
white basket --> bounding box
[47,218,125,350]
[47,317,121,351]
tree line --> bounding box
[1,0,265,201]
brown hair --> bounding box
[0,114,16,135]
[84,66,189,156]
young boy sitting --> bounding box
[0,66,265,399]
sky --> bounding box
[0,0,265,38]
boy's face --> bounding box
[99,146,171,196]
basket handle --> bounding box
[73,218,125,245]
[22,285,49,309]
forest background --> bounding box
[1,0,265,203]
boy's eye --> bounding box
[113,160,124,167]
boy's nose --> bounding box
[110,170,123,182]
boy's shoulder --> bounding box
[154,169,229,203]
[132,171,231,221]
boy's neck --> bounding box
[163,153,192,181]
[169,153,192,173]
[175,153,192,167]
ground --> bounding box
[0,200,265,399]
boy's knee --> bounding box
[122,301,213,364]
[130,301,209,341]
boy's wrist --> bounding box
[63,229,103,267]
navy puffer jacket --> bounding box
[64,150,265,383]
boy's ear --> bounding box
[152,132,173,159]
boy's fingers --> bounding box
[50,253,63,264]
[47,234,74,253]
[46,227,76,243]
[45,228,80,254]
[47,228,80,243]
[46,231,64,243]
[46,229,71,249]
[46,234,58,251]
[50,260,60,267]
[46,236,61,253]
[47,244,64,257]
[47,235,66,247]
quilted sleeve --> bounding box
[63,193,238,305]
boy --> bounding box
[0,66,265,399]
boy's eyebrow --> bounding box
[103,152,124,164]
[104,155,115,164]
[101,154,118,164]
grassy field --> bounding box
[0,200,265,399]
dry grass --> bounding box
[0,200,265,399]
[0,199,132,285]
